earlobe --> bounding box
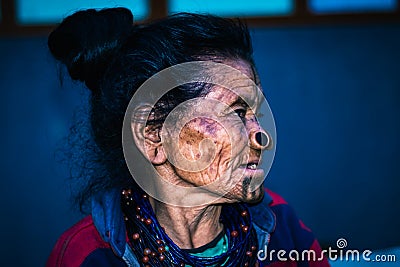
[146,141,167,165]
[131,109,167,165]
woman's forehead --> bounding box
[203,59,261,108]
[220,59,255,79]
[205,85,262,110]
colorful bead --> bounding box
[246,251,253,257]
[241,210,248,217]
[231,230,238,237]
[142,256,149,263]
[132,233,140,240]
[158,246,166,253]
[143,248,151,255]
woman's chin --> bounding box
[217,184,264,204]
[242,185,264,203]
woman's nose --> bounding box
[249,129,272,150]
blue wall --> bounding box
[251,24,400,250]
[0,37,84,267]
[1,23,399,266]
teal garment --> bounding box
[184,232,228,266]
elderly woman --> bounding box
[46,8,329,267]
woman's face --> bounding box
[163,60,269,204]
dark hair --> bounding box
[48,8,255,213]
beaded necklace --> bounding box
[121,188,260,267]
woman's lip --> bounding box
[240,164,258,170]
[239,161,262,169]
[238,165,264,172]
[237,167,265,178]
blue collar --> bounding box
[91,188,127,257]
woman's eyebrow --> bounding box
[229,97,248,108]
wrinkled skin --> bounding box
[161,59,268,203]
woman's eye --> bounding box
[234,108,247,119]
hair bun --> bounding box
[48,7,133,92]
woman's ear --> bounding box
[131,106,167,165]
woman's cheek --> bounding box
[173,117,248,187]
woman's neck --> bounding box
[150,198,224,249]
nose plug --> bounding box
[250,130,272,150]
